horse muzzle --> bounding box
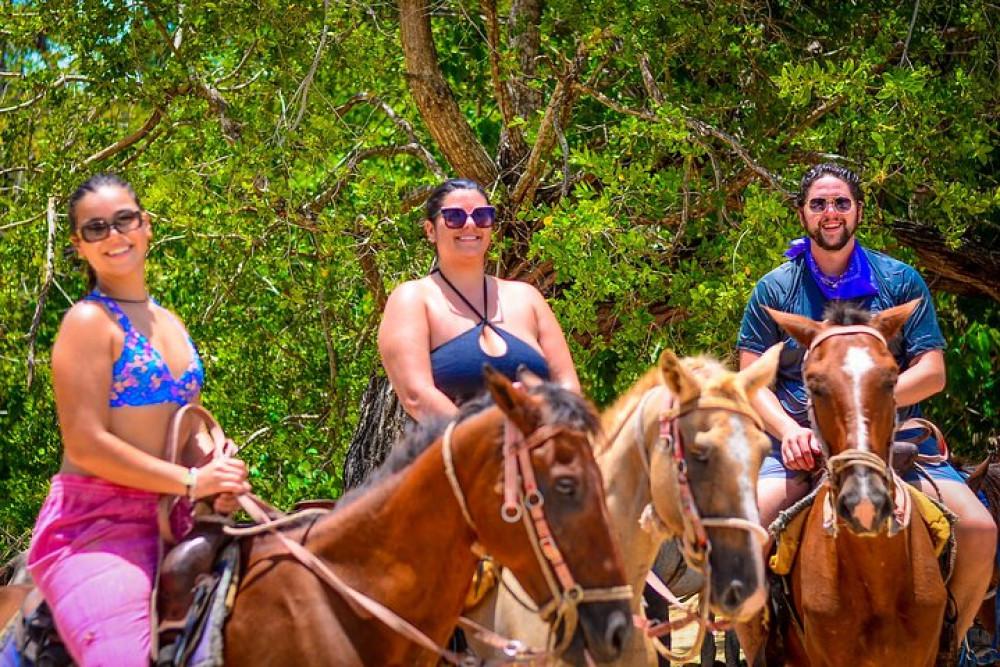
[835,469,894,536]
[562,599,631,664]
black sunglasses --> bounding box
[439,206,496,229]
[807,197,854,213]
[77,209,144,243]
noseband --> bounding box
[442,417,633,654]
[805,324,909,536]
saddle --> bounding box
[4,529,241,667]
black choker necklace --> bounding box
[99,291,149,304]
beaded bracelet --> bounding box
[185,467,198,502]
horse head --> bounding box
[457,366,631,664]
[766,299,920,536]
[644,345,780,621]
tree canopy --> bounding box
[2,0,998,557]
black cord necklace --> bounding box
[433,268,488,323]
[99,290,149,304]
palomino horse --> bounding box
[737,300,951,667]
[467,346,781,665]
[223,367,632,666]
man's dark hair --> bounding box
[424,178,489,221]
[796,163,864,208]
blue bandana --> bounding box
[784,237,879,300]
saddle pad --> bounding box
[768,484,955,577]
[463,557,499,610]
[768,485,821,576]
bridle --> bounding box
[442,417,633,656]
[634,386,770,566]
[630,384,770,663]
[804,324,910,536]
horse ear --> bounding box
[516,364,544,389]
[869,299,920,342]
[764,306,823,348]
[738,342,783,397]
[485,364,540,432]
[658,349,700,404]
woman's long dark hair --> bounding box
[68,174,143,292]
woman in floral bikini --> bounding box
[26,174,250,666]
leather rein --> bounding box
[629,385,769,663]
[443,417,634,658]
[162,404,630,665]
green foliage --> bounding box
[2,0,999,556]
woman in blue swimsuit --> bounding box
[26,174,250,666]
[378,178,580,421]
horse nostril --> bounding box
[722,580,745,611]
[604,609,630,656]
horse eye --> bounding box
[690,447,712,463]
[807,381,826,397]
[553,476,578,496]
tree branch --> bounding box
[214,40,258,85]
[334,92,445,178]
[286,0,330,133]
[576,82,792,199]
[0,74,90,113]
[900,0,922,67]
[309,144,441,213]
[26,198,57,389]
[399,0,497,183]
[80,108,164,167]
[480,0,529,172]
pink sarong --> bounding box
[27,474,160,667]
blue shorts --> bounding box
[759,429,965,485]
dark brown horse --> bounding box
[737,300,950,667]
[964,445,1000,660]
[223,367,632,666]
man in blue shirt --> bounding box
[737,163,994,646]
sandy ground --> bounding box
[661,599,742,666]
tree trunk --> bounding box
[398,0,498,185]
[891,219,1000,303]
[508,0,543,119]
[342,374,408,490]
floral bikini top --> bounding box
[85,291,204,407]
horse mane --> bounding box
[965,448,1000,527]
[599,354,733,451]
[823,300,872,326]
[338,381,599,507]
[822,301,906,355]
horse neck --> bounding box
[599,384,676,607]
[303,433,484,644]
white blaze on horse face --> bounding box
[842,346,875,451]
[726,415,761,526]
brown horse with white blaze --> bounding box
[737,300,950,667]
[223,367,632,666]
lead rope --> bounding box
[161,404,472,665]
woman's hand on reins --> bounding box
[195,455,250,499]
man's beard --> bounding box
[809,222,855,252]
